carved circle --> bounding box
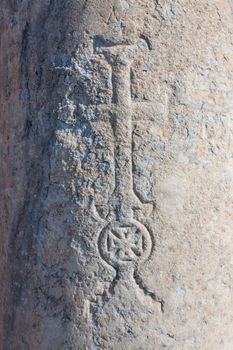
[98,220,152,268]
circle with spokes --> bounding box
[98,219,152,268]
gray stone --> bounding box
[1,0,233,349]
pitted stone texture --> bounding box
[1,0,233,349]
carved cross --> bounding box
[93,37,151,221]
[93,37,153,270]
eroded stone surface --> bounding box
[1,0,233,349]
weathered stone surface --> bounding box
[1,0,233,349]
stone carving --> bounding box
[3,2,233,348]
[98,220,152,267]
[93,38,153,273]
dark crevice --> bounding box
[139,34,152,50]
[133,269,165,312]
[107,268,121,296]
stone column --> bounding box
[1,0,233,349]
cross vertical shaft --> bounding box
[111,56,133,221]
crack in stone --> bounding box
[133,269,165,312]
